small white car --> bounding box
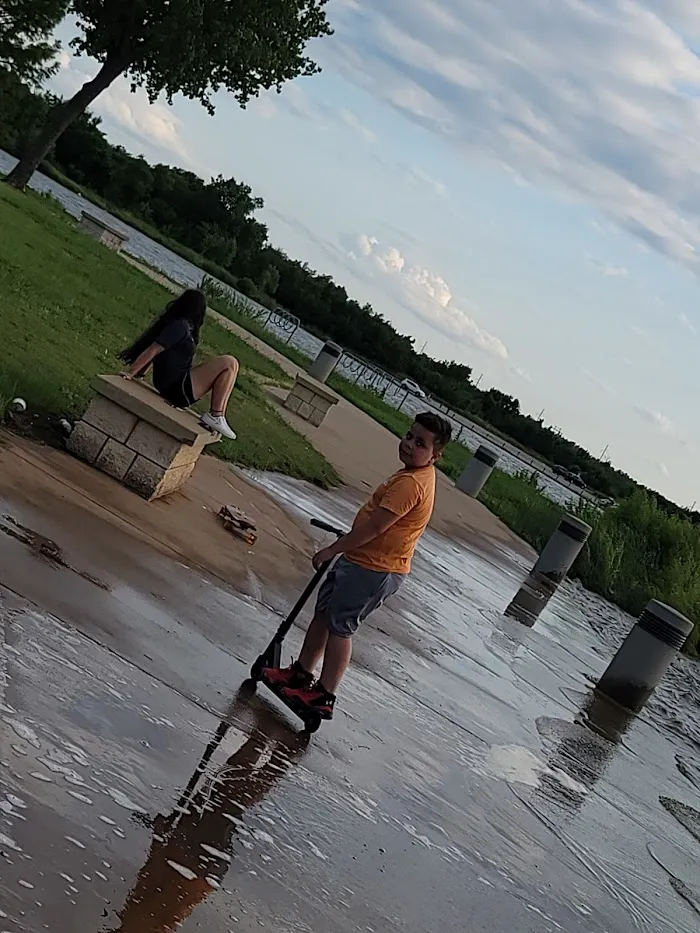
[400,378,427,398]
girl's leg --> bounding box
[190,355,239,413]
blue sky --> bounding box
[50,1,700,506]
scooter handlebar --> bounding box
[310,518,346,538]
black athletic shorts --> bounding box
[159,372,195,409]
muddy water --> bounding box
[1,475,700,932]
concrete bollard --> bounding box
[596,600,693,712]
[308,341,343,384]
[578,690,635,745]
[505,514,591,626]
[456,446,499,497]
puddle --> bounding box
[2,471,700,933]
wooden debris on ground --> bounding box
[218,504,258,546]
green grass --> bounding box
[0,184,339,488]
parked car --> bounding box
[400,378,427,398]
[552,464,586,488]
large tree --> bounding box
[0,0,67,83]
[5,0,332,188]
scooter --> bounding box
[249,517,345,733]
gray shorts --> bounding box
[316,556,403,637]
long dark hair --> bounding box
[119,289,207,365]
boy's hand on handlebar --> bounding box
[312,546,337,570]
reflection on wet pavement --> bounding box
[106,687,308,932]
[2,475,700,932]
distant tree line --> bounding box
[3,67,693,517]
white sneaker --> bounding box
[199,412,237,440]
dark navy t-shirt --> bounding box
[152,319,195,392]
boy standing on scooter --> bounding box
[263,411,452,720]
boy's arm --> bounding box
[312,508,400,569]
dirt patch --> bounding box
[0,429,315,616]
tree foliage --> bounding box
[70,0,332,111]
[5,0,332,187]
[0,0,67,82]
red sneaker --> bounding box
[262,660,313,690]
[281,684,336,720]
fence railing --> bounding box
[200,274,300,344]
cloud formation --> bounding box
[353,234,508,357]
[678,311,697,336]
[634,404,677,436]
[586,254,629,277]
[510,366,533,383]
[338,108,376,143]
[323,0,700,274]
[51,53,192,164]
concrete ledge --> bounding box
[284,373,339,427]
[67,374,218,500]
[79,212,129,251]
[292,372,340,405]
[92,375,216,445]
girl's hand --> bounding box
[119,372,134,381]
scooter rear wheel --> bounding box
[303,713,323,734]
[250,656,266,682]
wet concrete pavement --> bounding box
[2,476,700,932]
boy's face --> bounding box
[399,422,441,468]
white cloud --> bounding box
[510,366,532,383]
[353,234,508,357]
[404,164,447,196]
[678,311,697,336]
[338,108,376,143]
[322,0,700,275]
[586,254,629,277]
[634,405,676,435]
[581,368,619,398]
[377,245,406,273]
[357,233,379,257]
[50,52,192,165]
[102,89,189,158]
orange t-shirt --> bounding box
[346,466,436,574]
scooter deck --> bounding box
[257,674,327,734]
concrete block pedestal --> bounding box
[284,372,340,427]
[68,375,219,500]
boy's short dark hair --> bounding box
[415,412,453,451]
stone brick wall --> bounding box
[283,375,339,427]
[68,396,209,500]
